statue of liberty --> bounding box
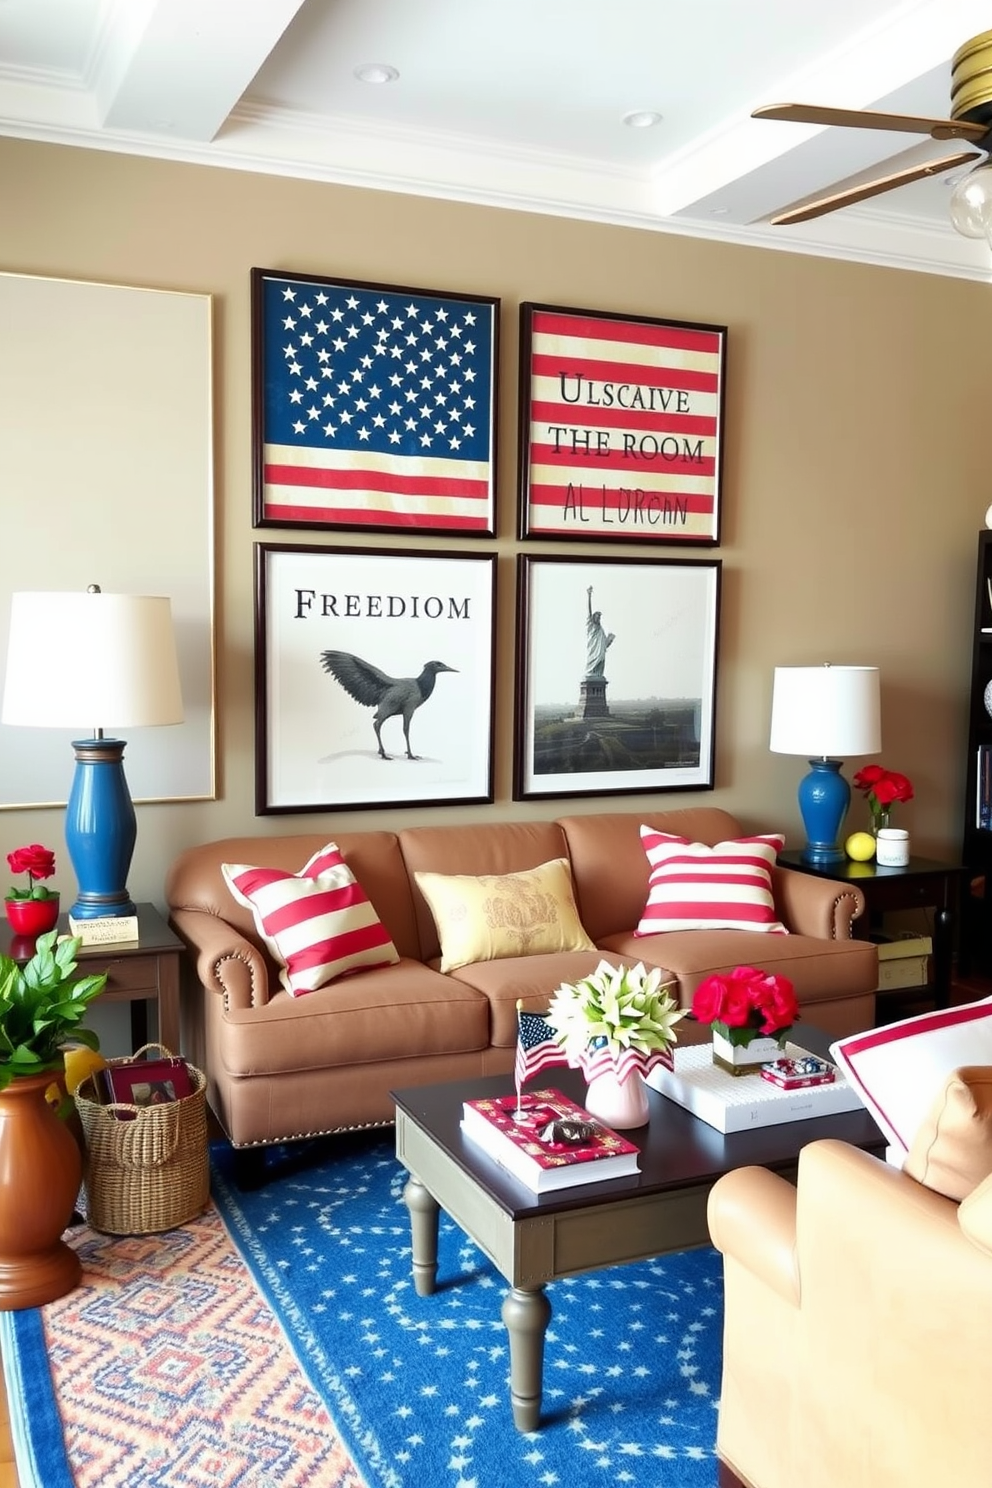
[585,586,615,680]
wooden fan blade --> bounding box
[769,151,982,226]
[753,102,988,143]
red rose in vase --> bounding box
[692,965,799,1047]
[852,765,914,833]
[5,843,59,937]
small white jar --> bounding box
[875,828,910,868]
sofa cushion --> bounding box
[635,827,788,936]
[902,1067,992,1201]
[222,842,399,997]
[413,858,595,974]
[213,958,491,1076]
[450,950,635,1047]
[830,999,992,1159]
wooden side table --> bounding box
[0,902,184,1054]
[778,851,969,1011]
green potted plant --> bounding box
[545,960,686,1128]
[0,928,107,1309]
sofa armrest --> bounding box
[169,907,273,1012]
[707,1165,801,1306]
[772,865,865,939]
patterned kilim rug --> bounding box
[2,1132,725,1488]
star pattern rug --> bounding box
[3,1132,725,1487]
[210,1134,724,1488]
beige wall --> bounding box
[2,135,990,911]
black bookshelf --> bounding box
[961,530,992,973]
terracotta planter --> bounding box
[0,1070,82,1310]
[4,894,60,938]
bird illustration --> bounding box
[319,650,458,760]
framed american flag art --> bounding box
[251,269,499,536]
[517,303,726,546]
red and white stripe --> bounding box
[223,842,399,997]
[524,309,723,541]
[264,444,492,531]
[635,828,787,935]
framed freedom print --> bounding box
[513,553,721,801]
[251,268,499,536]
[517,302,726,545]
[255,544,496,814]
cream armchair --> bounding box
[707,1138,992,1488]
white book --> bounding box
[647,1042,863,1134]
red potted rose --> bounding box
[5,844,60,938]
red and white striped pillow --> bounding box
[634,827,788,936]
[222,842,399,997]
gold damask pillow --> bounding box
[414,858,596,973]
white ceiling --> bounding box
[4,0,992,279]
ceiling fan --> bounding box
[752,27,992,229]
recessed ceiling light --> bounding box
[622,110,663,129]
[354,63,399,85]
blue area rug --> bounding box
[210,1133,724,1488]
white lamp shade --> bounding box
[769,665,881,758]
[2,591,184,731]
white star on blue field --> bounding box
[213,1139,723,1488]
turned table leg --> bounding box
[402,1173,440,1296]
[501,1284,552,1432]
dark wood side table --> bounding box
[778,851,968,1011]
[0,902,184,1054]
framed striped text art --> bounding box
[517,302,726,546]
[251,269,499,537]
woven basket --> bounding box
[75,1044,210,1235]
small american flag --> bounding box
[522,304,725,542]
[515,1008,564,1091]
[255,272,496,533]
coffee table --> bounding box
[392,1023,884,1432]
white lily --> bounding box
[545,959,685,1065]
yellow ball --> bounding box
[845,831,876,863]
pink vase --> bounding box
[584,1068,650,1128]
[4,895,60,938]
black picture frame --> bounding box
[513,553,721,801]
[255,543,497,814]
[251,268,499,537]
[517,301,727,545]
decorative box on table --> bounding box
[646,1042,863,1133]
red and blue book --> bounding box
[461,1088,640,1192]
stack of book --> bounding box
[92,1052,194,1113]
[461,1088,640,1192]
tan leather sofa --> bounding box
[165,807,877,1150]
[708,1138,992,1488]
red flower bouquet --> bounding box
[852,765,913,833]
[6,843,57,901]
[691,965,798,1049]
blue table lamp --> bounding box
[769,664,881,867]
[1,587,184,919]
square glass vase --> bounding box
[712,1029,785,1077]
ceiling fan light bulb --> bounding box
[949,168,992,238]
